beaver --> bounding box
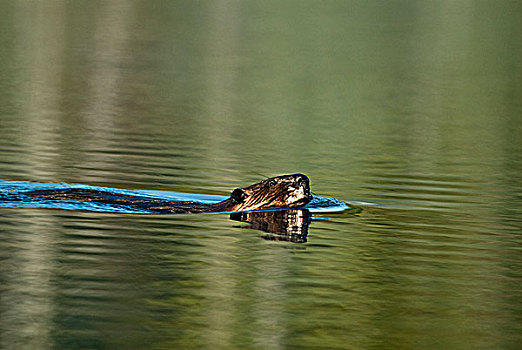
[22,173,312,214]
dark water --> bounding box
[1,1,521,349]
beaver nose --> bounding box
[295,174,307,185]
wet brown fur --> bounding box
[25,174,312,214]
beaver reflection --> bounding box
[230,209,311,243]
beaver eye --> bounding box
[268,180,276,187]
[231,188,246,203]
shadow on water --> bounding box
[232,205,363,243]
[231,209,312,243]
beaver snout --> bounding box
[293,174,312,201]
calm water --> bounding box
[1,1,521,349]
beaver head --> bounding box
[226,173,312,212]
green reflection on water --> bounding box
[0,1,521,350]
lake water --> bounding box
[1,1,521,349]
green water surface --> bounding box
[0,1,521,349]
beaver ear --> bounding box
[231,188,246,203]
